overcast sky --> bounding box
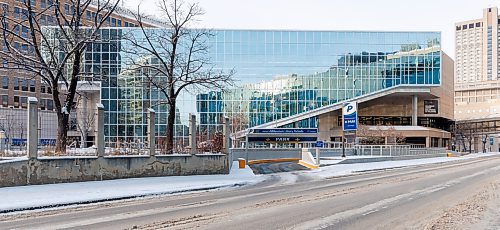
[125,0,500,58]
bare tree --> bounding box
[127,0,235,153]
[454,122,475,153]
[0,0,120,153]
[356,125,405,145]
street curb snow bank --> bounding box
[0,161,263,213]
[306,152,500,179]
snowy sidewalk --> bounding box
[0,162,263,212]
[306,152,499,179]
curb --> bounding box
[298,160,319,169]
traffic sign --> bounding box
[343,102,358,131]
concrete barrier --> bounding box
[0,154,230,188]
[298,148,319,169]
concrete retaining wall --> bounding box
[0,154,230,187]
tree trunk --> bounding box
[165,100,177,154]
[56,112,69,154]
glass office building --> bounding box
[46,28,442,144]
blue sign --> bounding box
[490,136,494,145]
[247,136,318,142]
[315,141,324,148]
[253,128,318,134]
[343,102,358,131]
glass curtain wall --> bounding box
[44,28,441,144]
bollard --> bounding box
[188,113,196,154]
[27,97,38,159]
[147,108,156,156]
[95,103,105,157]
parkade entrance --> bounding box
[245,128,319,148]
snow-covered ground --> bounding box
[0,153,498,213]
[0,162,263,212]
[306,152,499,179]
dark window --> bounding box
[21,9,28,20]
[476,22,481,27]
[13,25,19,35]
[64,4,69,15]
[13,7,20,19]
[29,80,35,92]
[1,76,7,89]
[1,4,8,17]
[40,0,46,8]
[21,79,28,91]
[40,84,45,93]
[21,26,28,39]
[86,10,91,20]
[13,96,19,108]
[47,16,53,25]
[40,15,46,25]
[47,86,52,94]
[489,8,492,12]
[20,97,27,108]
[47,99,53,111]
[462,25,467,30]
[124,21,129,27]
[111,18,116,26]
[1,95,7,107]
[469,23,474,29]
[117,19,122,26]
[39,99,46,110]
[13,77,19,90]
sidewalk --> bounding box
[0,162,263,213]
[306,152,499,179]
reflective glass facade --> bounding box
[201,30,441,134]
[48,28,442,143]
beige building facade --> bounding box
[455,7,500,120]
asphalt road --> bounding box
[2,155,500,230]
[249,161,308,174]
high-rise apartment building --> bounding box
[455,7,500,120]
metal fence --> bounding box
[0,108,28,157]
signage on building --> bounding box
[247,136,318,142]
[490,136,494,145]
[315,141,324,148]
[343,102,358,131]
[424,100,439,114]
[252,128,318,134]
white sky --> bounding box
[125,0,500,58]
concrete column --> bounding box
[188,113,196,154]
[96,103,105,157]
[147,108,156,156]
[412,95,418,126]
[223,116,230,154]
[27,97,38,159]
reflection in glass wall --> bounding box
[50,28,441,144]
[200,30,441,136]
